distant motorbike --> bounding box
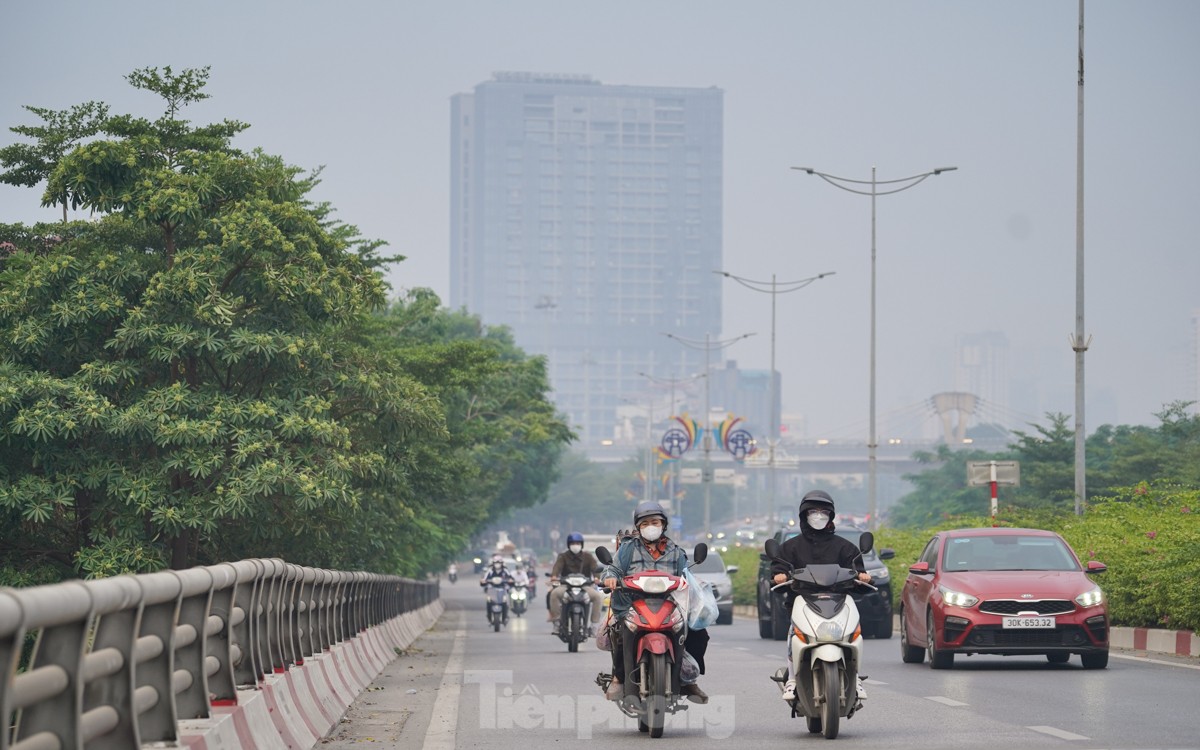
[764,534,876,739]
[481,574,511,632]
[510,583,529,616]
[553,573,595,653]
[593,543,708,738]
[448,564,458,584]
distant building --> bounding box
[953,331,1012,429]
[450,72,724,450]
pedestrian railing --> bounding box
[0,559,439,750]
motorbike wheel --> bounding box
[818,660,840,739]
[644,654,668,738]
[493,617,501,633]
[927,610,954,669]
[899,607,925,663]
[806,716,822,734]
[568,611,582,653]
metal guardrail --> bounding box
[0,559,439,750]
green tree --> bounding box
[0,66,444,579]
[0,101,109,222]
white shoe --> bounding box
[856,676,867,701]
[781,679,796,701]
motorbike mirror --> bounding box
[764,538,782,560]
[693,543,708,565]
[595,546,613,565]
[858,531,875,554]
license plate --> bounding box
[1002,616,1055,629]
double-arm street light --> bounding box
[637,370,707,536]
[662,331,755,536]
[793,165,957,530]
[715,270,835,521]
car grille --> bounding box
[978,599,1075,616]
[966,625,1093,648]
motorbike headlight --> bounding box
[1075,587,1104,608]
[938,585,978,608]
[815,621,845,642]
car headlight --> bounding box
[867,566,890,582]
[1075,587,1104,607]
[938,585,978,608]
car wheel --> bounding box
[874,612,894,639]
[899,606,925,663]
[757,591,774,638]
[716,607,733,625]
[1081,651,1109,669]
[927,610,954,669]
[771,592,790,640]
[1046,652,1070,664]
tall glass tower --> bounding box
[451,72,724,450]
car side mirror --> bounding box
[908,561,931,574]
[858,531,875,554]
[725,565,739,575]
[879,548,895,560]
[1085,560,1107,574]
[595,546,613,565]
[693,543,708,565]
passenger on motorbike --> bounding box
[601,501,708,704]
[480,554,515,624]
[548,532,604,635]
[770,490,871,705]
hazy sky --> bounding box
[3,1,1198,439]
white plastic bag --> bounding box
[682,568,719,630]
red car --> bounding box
[899,527,1109,669]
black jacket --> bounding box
[770,525,866,579]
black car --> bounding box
[757,526,895,640]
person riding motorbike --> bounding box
[601,501,708,704]
[770,490,871,705]
[548,532,604,635]
[480,554,516,624]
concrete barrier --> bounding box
[177,599,445,750]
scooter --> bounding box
[593,543,708,738]
[510,583,529,616]
[553,572,594,653]
[764,534,876,739]
[481,574,511,632]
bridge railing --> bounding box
[0,559,439,750]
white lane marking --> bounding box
[864,678,887,685]
[1028,725,1089,741]
[422,613,467,750]
[925,696,968,707]
[1111,651,1200,670]
[733,646,750,651]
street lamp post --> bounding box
[793,165,956,530]
[639,370,707,537]
[715,270,835,522]
[663,331,755,536]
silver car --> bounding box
[687,549,738,625]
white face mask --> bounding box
[640,524,664,542]
[807,512,830,529]
[568,544,582,554]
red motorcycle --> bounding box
[594,543,707,738]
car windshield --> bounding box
[690,552,726,574]
[942,535,1080,572]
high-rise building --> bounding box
[953,331,1012,429]
[451,72,724,449]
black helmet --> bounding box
[633,500,668,529]
[566,532,584,545]
[798,490,836,534]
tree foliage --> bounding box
[0,67,571,583]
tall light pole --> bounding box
[715,270,835,522]
[663,331,755,536]
[639,370,707,537]
[793,165,956,530]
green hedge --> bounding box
[723,483,1199,633]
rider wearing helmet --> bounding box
[548,532,604,632]
[480,554,515,623]
[601,501,707,703]
[770,490,871,704]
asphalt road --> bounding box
[322,580,1200,749]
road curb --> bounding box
[732,605,1198,658]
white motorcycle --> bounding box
[764,534,877,739]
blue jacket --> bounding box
[604,535,688,614]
